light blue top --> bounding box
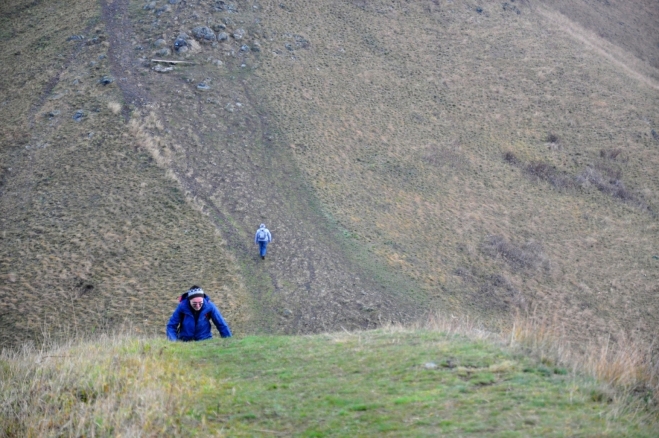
[255,224,272,243]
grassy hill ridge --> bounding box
[2,320,658,436]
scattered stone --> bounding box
[156,6,171,14]
[174,33,189,52]
[197,82,210,91]
[154,38,167,48]
[217,31,229,41]
[285,43,294,51]
[135,45,144,51]
[153,64,174,73]
[294,34,309,49]
[212,59,223,66]
[47,110,60,118]
[240,44,249,52]
[424,362,438,369]
[156,48,171,56]
[169,0,179,3]
[67,35,84,41]
[87,36,102,45]
[192,26,217,42]
[99,75,114,85]
[282,308,293,317]
[652,129,659,141]
[98,54,106,59]
[502,3,521,14]
[476,7,483,13]
[233,28,245,40]
[143,1,156,10]
[72,110,85,121]
[211,23,226,32]
[251,41,261,52]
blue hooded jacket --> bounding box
[166,297,232,341]
[254,224,272,243]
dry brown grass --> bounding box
[505,311,659,411]
[415,309,659,415]
[0,0,250,348]
[0,332,205,437]
[2,0,659,350]
[248,0,659,343]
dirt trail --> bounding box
[99,0,422,333]
[100,0,151,117]
[537,5,659,91]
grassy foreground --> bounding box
[2,326,657,437]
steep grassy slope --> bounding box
[540,0,659,75]
[0,0,250,347]
[248,0,659,342]
[2,328,657,436]
[1,0,658,348]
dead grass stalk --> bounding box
[0,332,202,436]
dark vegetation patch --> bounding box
[576,166,651,213]
[599,148,626,162]
[454,266,527,312]
[503,151,653,215]
[481,235,549,273]
[546,132,559,144]
[525,161,575,191]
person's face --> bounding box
[190,297,204,310]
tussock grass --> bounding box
[0,333,195,436]
[417,309,659,411]
[106,101,121,115]
[504,311,659,411]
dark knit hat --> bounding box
[187,285,204,300]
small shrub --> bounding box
[503,151,520,165]
[454,266,475,282]
[546,133,559,144]
[600,148,623,161]
[576,166,649,211]
[525,161,575,191]
[481,235,549,272]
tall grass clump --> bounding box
[0,334,208,437]
[506,312,658,413]
[421,310,658,417]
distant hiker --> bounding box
[167,286,232,341]
[254,223,272,260]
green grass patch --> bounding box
[158,329,656,436]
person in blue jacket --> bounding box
[166,285,232,341]
[254,223,272,260]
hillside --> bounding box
[2,327,658,436]
[1,0,659,349]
